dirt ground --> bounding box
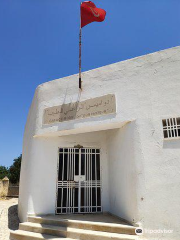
[0,198,19,240]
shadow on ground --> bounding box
[8,204,19,230]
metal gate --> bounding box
[56,147,101,214]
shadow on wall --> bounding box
[8,204,19,230]
[106,121,139,224]
[163,140,180,149]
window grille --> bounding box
[162,117,180,139]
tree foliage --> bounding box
[9,155,22,184]
[0,166,9,179]
[0,154,22,184]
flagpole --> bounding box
[79,2,82,90]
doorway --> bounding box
[56,147,102,214]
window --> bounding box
[162,117,180,139]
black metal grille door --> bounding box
[56,148,101,214]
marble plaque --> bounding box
[43,94,116,125]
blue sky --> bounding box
[0,0,180,167]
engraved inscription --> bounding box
[43,94,116,125]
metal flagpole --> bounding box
[79,2,82,90]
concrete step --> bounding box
[10,230,72,240]
[19,222,138,240]
[28,216,136,235]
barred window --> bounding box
[162,117,180,139]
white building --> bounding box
[18,46,180,240]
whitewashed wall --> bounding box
[107,123,140,224]
[135,118,180,240]
[19,46,180,240]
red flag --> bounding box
[81,1,106,28]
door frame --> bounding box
[55,146,102,214]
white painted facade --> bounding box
[19,46,180,239]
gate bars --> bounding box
[56,148,101,214]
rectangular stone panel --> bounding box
[43,94,116,125]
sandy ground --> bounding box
[0,198,19,240]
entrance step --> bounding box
[28,216,136,235]
[15,222,137,240]
[10,230,72,240]
[10,214,138,240]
